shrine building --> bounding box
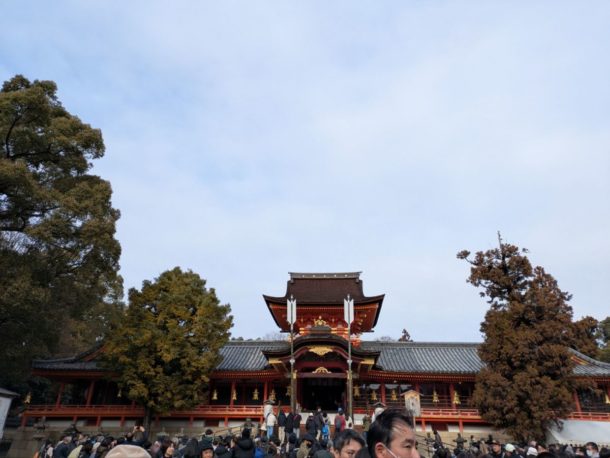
[26,272,610,435]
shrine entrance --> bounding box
[301,377,345,411]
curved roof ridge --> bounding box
[569,348,610,368]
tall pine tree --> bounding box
[458,234,588,442]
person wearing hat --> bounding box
[504,444,516,458]
[106,445,152,458]
[297,434,315,458]
[200,442,214,458]
[490,439,504,458]
[526,447,538,458]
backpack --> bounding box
[334,415,346,432]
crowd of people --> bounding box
[33,408,609,458]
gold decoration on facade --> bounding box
[232,389,237,401]
[118,389,122,398]
[354,386,360,398]
[24,392,31,404]
[212,389,218,401]
[370,390,378,401]
[270,389,276,401]
[391,389,398,401]
[309,346,333,356]
[453,391,461,405]
[313,366,331,374]
[253,388,259,401]
[432,390,439,403]
[314,316,328,326]
[605,392,610,404]
[286,386,291,397]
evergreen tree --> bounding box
[0,75,122,389]
[598,317,610,363]
[571,316,601,359]
[103,267,233,429]
[458,234,586,442]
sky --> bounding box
[1,1,609,342]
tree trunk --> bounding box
[143,406,153,433]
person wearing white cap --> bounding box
[504,444,516,457]
[105,444,152,458]
[526,447,539,458]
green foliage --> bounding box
[598,317,610,363]
[103,267,233,426]
[0,75,122,388]
[571,316,601,359]
[458,234,586,442]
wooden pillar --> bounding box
[263,381,269,401]
[449,383,456,411]
[96,416,101,427]
[573,390,582,413]
[189,416,194,428]
[86,380,96,406]
[421,418,426,433]
[56,382,65,408]
[381,383,386,405]
[414,383,420,393]
[120,416,125,427]
[458,419,464,434]
[20,414,27,427]
[224,416,229,427]
[230,381,236,407]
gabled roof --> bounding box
[263,272,384,306]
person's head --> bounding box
[586,444,599,457]
[505,444,515,456]
[491,441,501,454]
[334,430,365,458]
[303,434,315,447]
[242,428,251,439]
[367,409,419,458]
[201,443,214,458]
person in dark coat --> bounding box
[233,429,256,458]
[278,409,287,445]
[305,414,316,438]
[215,438,233,458]
[285,412,295,438]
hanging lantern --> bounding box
[453,391,461,405]
[270,389,276,401]
[253,388,259,401]
[391,389,398,401]
[24,392,32,404]
[232,389,237,401]
[605,392,610,405]
[432,390,439,403]
[286,386,291,397]
[354,386,360,398]
[118,389,122,398]
[371,390,378,401]
[212,389,218,401]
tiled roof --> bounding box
[217,341,289,371]
[31,341,610,377]
[570,348,610,376]
[360,342,484,374]
[264,272,384,305]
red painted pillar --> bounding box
[86,380,96,406]
[449,383,456,411]
[421,418,426,433]
[230,381,236,407]
[189,416,194,428]
[381,383,386,405]
[263,381,268,401]
[20,414,27,427]
[458,419,464,434]
[56,382,65,408]
[96,416,101,427]
[573,390,582,413]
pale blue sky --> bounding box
[2,1,609,341]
